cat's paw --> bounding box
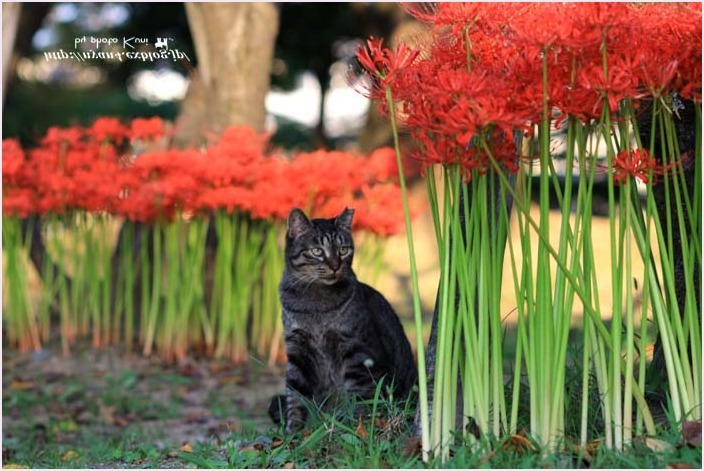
[267,394,286,424]
[284,419,304,435]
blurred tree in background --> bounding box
[2,2,410,149]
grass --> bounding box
[2,340,701,469]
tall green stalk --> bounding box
[2,215,41,353]
[384,85,429,461]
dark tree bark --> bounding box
[7,4,66,302]
[173,2,279,147]
[108,3,280,350]
[2,2,21,103]
[3,2,52,104]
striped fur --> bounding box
[274,207,417,433]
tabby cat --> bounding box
[270,207,417,433]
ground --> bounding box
[2,342,285,468]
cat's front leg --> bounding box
[284,387,308,434]
[284,363,310,434]
[344,360,380,421]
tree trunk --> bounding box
[3,2,52,106]
[174,2,279,147]
[2,2,21,103]
[313,67,331,149]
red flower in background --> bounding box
[42,126,83,148]
[130,117,166,141]
[611,149,661,185]
[90,117,128,144]
[2,139,26,185]
[3,118,411,236]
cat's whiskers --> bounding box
[290,271,319,292]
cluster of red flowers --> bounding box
[356,2,701,175]
[2,118,407,236]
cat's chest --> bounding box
[289,324,357,354]
[286,322,373,367]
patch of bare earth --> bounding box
[2,343,285,465]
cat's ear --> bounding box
[335,207,354,232]
[288,208,312,239]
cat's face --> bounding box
[285,208,355,286]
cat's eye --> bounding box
[338,247,351,256]
[310,248,324,256]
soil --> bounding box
[2,342,285,466]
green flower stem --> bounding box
[142,224,162,356]
[214,211,234,359]
[2,216,41,352]
[98,217,113,346]
[622,177,635,444]
[177,218,208,360]
[139,223,151,346]
[484,141,657,436]
[161,220,180,359]
[385,85,429,460]
[630,193,689,421]
[122,221,135,353]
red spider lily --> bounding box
[2,139,26,185]
[130,117,166,141]
[611,149,665,186]
[90,117,128,144]
[578,60,642,115]
[42,126,83,148]
[356,36,420,94]
[353,183,406,236]
[355,1,701,176]
[2,188,36,218]
[3,118,411,237]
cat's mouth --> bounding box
[318,273,343,285]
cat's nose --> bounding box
[329,257,341,272]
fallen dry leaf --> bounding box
[502,433,536,453]
[179,443,193,453]
[400,437,422,458]
[477,449,497,466]
[114,417,130,427]
[239,442,264,452]
[271,439,284,449]
[681,421,702,447]
[9,380,34,391]
[98,402,116,425]
[3,464,28,469]
[564,443,593,463]
[282,462,295,469]
[61,450,79,461]
[642,437,675,454]
[666,464,697,469]
[218,375,247,385]
[356,417,368,439]
[586,438,601,456]
[374,418,390,430]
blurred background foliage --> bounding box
[3,2,409,149]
